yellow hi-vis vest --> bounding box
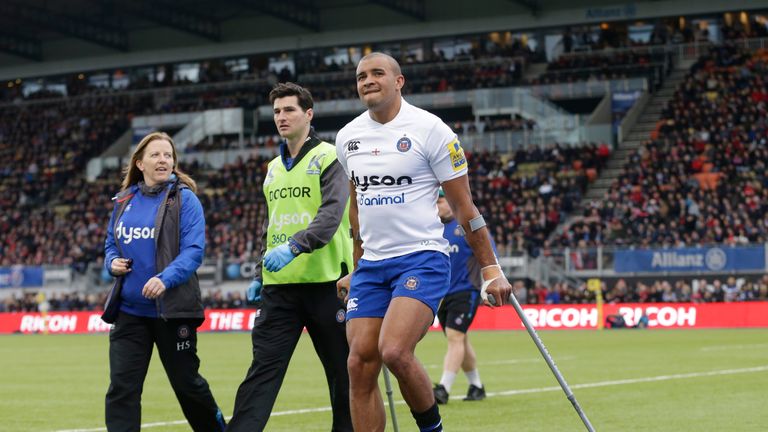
[262,141,352,285]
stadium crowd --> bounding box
[3,15,767,104]
[2,36,768,311]
[1,139,607,271]
[557,44,768,250]
[0,96,139,212]
[0,47,540,268]
[2,49,527,107]
[0,133,609,272]
[469,143,609,256]
[532,51,672,88]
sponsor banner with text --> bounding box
[614,246,765,273]
[467,302,768,330]
[0,266,44,288]
[2,302,768,334]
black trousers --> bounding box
[105,311,225,432]
[228,283,352,431]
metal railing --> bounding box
[617,90,650,146]
[297,56,527,85]
[0,75,272,109]
[257,78,647,118]
[459,123,613,152]
[557,37,768,68]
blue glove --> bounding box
[246,279,262,302]
[263,243,296,272]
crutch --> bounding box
[492,291,596,432]
[382,366,399,432]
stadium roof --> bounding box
[0,0,548,62]
[0,0,764,79]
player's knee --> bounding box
[347,351,363,372]
[347,352,381,391]
[380,344,412,371]
[446,329,466,343]
[347,350,374,375]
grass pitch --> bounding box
[1,328,767,431]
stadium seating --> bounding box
[3,36,768,309]
[468,144,606,257]
[2,140,604,269]
[558,44,768,249]
[531,51,672,89]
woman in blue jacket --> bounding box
[103,131,225,431]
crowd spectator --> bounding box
[451,115,536,135]
[2,50,527,105]
[521,274,768,306]
[198,155,270,262]
[468,143,607,256]
[558,44,768,249]
[2,138,607,270]
[532,50,671,88]
[4,39,768,314]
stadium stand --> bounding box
[2,140,605,269]
[3,7,768,311]
[468,144,607,257]
[558,43,768,249]
[532,50,673,89]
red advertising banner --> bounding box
[1,302,768,334]
[468,302,768,330]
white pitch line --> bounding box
[484,365,768,400]
[55,419,191,432]
[53,365,768,432]
[700,343,768,352]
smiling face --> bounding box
[136,139,174,187]
[273,95,313,142]
[356,54,404,112]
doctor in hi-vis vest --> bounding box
[228,82,353,432]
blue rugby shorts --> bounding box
[346,250,450,320]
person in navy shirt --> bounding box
[103,131,226,431]
[433,189,495,404]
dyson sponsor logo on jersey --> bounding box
[270,211,313,230]
[351,170,413,192]
[116,221,155,244]
[357,193,406,206]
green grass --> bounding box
[1,329,767,431]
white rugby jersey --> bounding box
[336,99,468,260]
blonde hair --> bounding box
[121,131,197,193]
